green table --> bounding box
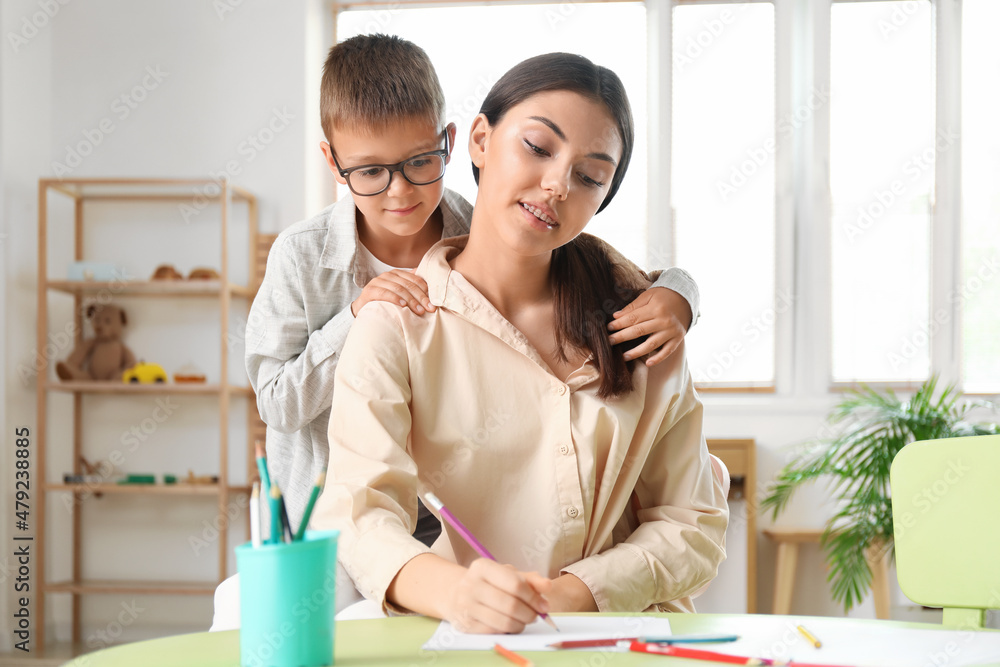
[64,613,1000,666]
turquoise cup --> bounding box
[236,530,339,667]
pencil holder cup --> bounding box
[236,530,340,667]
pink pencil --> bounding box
[423,491,560,632]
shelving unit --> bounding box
[34,178,262,650]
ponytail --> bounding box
[550,234,649,399]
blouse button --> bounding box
[555,385,567,396]
[567,507,579,518]
[558,444,569,455]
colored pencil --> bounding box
[293,469,326,542]
[254,441,271,494]
[628,641,852,667]
[269,482,283,544]
[423,491,559,632]
[278,490,293,543]
[797,624,822,648]
[250,481,261,547]
[494,643,533,667]
[549,634,740,649]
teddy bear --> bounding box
[56,304,137,381]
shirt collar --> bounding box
[416,236,600,385]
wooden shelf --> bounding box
[44,483,252,496]
[44,579,216,596]
[44,381,254,395]
[46,279,254,299]
[41,177,255,202]
[36,177,261,649]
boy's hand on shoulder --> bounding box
[607,287,693,367]
[351,269,436,317]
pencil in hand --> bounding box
[422,491,559,632]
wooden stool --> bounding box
[763,527,891,619]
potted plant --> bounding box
[760,377,999,611]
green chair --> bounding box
[890,434,1000,629]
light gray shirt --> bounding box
[245,189,701,521]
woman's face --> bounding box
[469,89,622,258]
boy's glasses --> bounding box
[332,131,450,197]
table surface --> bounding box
[65,612,1000,667]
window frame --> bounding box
[327,0,990,398]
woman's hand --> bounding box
[444,559,553,634]
[607,287,692,366]
[546,573,598,613]
[388,554,552,634]
[351,269,436,317]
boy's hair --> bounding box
[320,34,446,141]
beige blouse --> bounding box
[312,236,728,615]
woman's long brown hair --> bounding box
[474,53,644,398]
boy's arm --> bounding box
[584,234,701,366]
[650,267,700,329]
[245,237,355,434]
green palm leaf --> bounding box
[760,376,999,611]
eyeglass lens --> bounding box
[349,154,446,195]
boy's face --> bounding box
[321,118,456,241]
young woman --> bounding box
[312,53,728,634]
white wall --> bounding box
[1,0,332,648]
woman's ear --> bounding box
[468,113,490,170]
[319,141,348,185]
[444,122,457,164]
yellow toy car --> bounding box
[122,361,168,384]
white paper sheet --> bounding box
[670,616,1000,667]
[423,615,672,651]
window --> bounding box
[335,3,649,264]
[328,0,996,396]
[671,2,776,387]
[961,0,1000,394]
[829,0,934,384]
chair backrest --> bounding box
[890,434,1000,629]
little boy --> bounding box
[211,34,700,629]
